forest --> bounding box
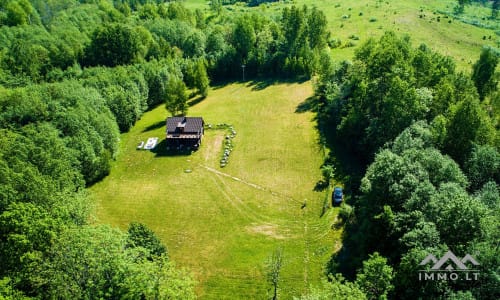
[0,0,498,299]
[312,32,499,299]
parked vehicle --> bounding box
[332,187,343,205]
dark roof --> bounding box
[166,117,204,134]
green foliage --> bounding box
[476,181,499,209]
[2,0,40,26]
[324,115,498,298]
[320,164,335,184]
[296,274,366,300]
[85,23,142,67]
[210,0,223,14]
[122,255,196,300]
[127,222,167,259]
[306,7,328,49]
[0,124,84,210]
[0,82,120,184]
[139,59,183,108]
[427,183,487,247]
[471,46,499,100]
[165,75,188,116]
[0,202,62,278]
[316,32,461,162]
[0,277,30,300]
[232,16,256,63]
[355,252,394,300]
[81,65,148,132]
[444,98,496,166]
[37,225,194,299]
[193,58,209,97]
[465,145,500,191]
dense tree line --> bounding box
[306,33,499,299]
[0,80,196,298]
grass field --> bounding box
[187,0,498,70]
[90,81,342,299]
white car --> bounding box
[137,141,145,149]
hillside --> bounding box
[189,0,499,70]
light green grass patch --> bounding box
[90,81,341,299]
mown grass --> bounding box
[90,81,342,299]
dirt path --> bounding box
[204,135,223,162]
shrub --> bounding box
[328,38,342,48]
[342,40,356,48]
[339,203,354,223]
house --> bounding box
[166,117,204,149]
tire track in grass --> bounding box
[203,165,335,297]
[201,164,335,240]
[303,206,309,288]
[199,165,303,204]
[208,172,268,224]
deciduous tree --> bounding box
[471,46,499,100]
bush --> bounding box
[328,38,342,48]
[342,40,356,48]
[338,203,354,223]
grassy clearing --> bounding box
[90,81,342,299]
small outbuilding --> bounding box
[166,117,204,149]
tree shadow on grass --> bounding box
[247,77,309,91]
[209,79,235,90]
[208,77,309,92]
[314,179,329,192]
[151,139,194,157]
[295,95,319,113]
[142,120,165,133]
[188,95,206,107]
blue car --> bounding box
[332,187,343,205]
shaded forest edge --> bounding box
[305,32,499,299]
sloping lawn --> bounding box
[90,81,342,299]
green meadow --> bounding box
[189,0,498,70]
[90,81,342,299]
